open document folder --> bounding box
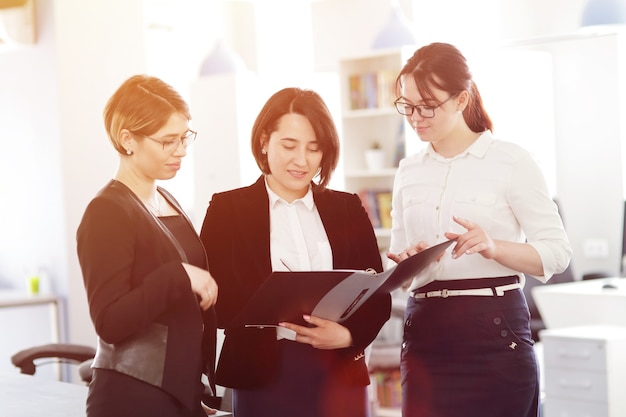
[231,239,455,327]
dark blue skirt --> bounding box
[401,277,541,417]
[233,340,369,417]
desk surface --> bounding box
[0,372,233,417]
[532,277,626,329]
[1,371,87,417]
[0,290,59,308]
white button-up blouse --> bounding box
[388,131,572,291]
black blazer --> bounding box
[76,180,216,410]
[200,176,391,389]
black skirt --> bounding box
[232,340,369,417]
[86,369,206,417]
[401,277,541,417]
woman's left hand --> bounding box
[386,240,429,264]
[278,315,353,349]
[445,216,497,259]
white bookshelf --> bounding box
[338,46,416,253]
[339,47,418,417]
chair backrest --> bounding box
[10,343,95,384]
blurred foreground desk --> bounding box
[0,371,87,417]
[532,277,626,329]
[0,371,233,417]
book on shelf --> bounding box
[377,69,397,109]
[349,74,367,110]
[362,72,378,109]
[376,191,393,229]
[349,72,378,110]
[393,119,406,167]
[359,188,392,230]
[372,369,402,408]
[348,70,397,111]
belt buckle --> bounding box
[441,289,449,298]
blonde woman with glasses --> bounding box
[77,74,219,417]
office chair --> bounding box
[11,343,230,411]
[10,343,95,384]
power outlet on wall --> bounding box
[582,238,610,259]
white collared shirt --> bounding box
[388,131,572,290]
[265,180,333,273]
[265,180,333,341]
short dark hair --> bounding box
[250,87,340,188]
[395,42,493,133]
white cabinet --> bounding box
[338,46,417,252]
[540,325,626,417]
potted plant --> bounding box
[365,141,385,170]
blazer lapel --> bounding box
[236,176,272,276]
[313,186,349,268]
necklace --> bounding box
[145,194,162,216]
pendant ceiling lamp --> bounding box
[581,0,626,26]
[371,4,416,49]
[199,39,245,77]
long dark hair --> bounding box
[395,42,493,133]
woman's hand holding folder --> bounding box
[278,314,353,349]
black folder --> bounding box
[231,240,455,327]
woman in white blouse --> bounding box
[387,42,572,417]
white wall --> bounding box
[530,31,625,277]
[0,0,64,293]
[53,0,150,348]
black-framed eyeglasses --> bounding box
[394,95,456,118]
[133,130,197,152]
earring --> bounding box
[126,149,132,155]
[261,149,267,155]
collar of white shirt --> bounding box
[265,177,315,210]
[423,130,493,162]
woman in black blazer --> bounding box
[76,75,218,417]
[200,87,391,417]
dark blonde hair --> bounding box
[395,42,493,133]
[251,87,340,188]
[103,74,191,154]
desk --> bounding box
[0,372,233,417]
[0,371,87,417]
[532,277,626,329]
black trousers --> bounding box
[401,278,541,417]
